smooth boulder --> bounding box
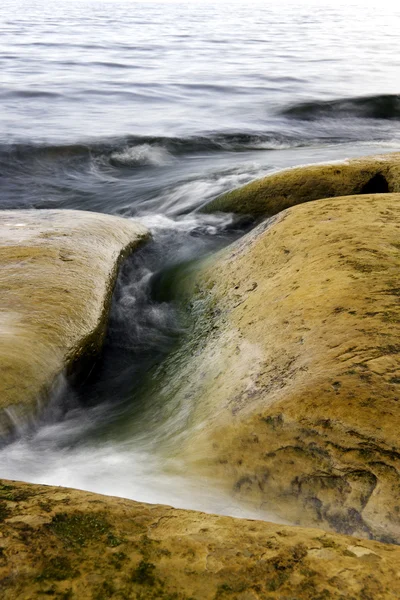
[0,210,149,438]
[203,152,400,216]
[158,193,400,543]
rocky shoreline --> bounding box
[0,154,399,597]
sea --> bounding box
[0,0,399,520]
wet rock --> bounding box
[203,152,400,216]
[0,210,149,438]
[1,478,400,599]
[164,193,400,542]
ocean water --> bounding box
[0,0,399,519]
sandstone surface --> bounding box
[1,478,400,599]
[156,194,400,543]
[204,152,400,217]
[0,210,149,438]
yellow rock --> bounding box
[204,152,400,216]
[161,193,400,543]
[1,478,400,599]
[0,210,149,438]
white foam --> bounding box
[110,144,173,167]
[136,212,235,235]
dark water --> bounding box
[0,0,399,517]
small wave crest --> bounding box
[281,94,400,121]
[110,144,173,167]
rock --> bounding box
[1,478,400,599]
[0,210,149,438]
[157,193,400,543]
[203,152,400,217]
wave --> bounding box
[1,118,398,174]
[0,133,307,168]
[281,94,400,121]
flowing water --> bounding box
[0,0,399,519]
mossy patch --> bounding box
[38,500,53,513]
[0,500,11,522]
[215,583,233,596]
[46,511,112,548]
[93,580,116,600]
[109,551,128,570]
[107,532,124,547]
[267,571,290,591]
[0,481,33,502]
[316,536,340,549]
[36,556,79,581]
[131,560,156,585]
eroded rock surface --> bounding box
[0,210,149,438]
[1,479,400,599]
[159,194,400,543]
[204,152,400,217]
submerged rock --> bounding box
[160,193,400,543]
[203,152,400,216]
[0,210,149,438]
[1,478,400,599]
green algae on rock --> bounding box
[1,478,400,599]
[0,209,149,438]
[203,152,400,217]
[157,194,400,543]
